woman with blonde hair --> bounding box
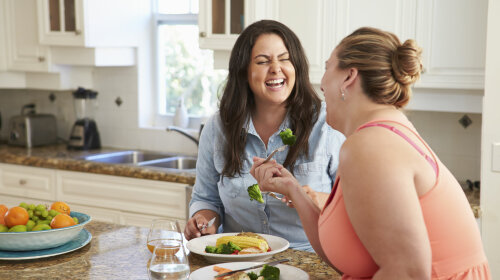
[251,27,490,279]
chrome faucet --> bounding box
[166,124,204,146]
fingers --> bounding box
[252,158,282,184]
[184,215,215,240]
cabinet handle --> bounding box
[75,30,82,35]
[199,31,207,37]
[19,179,27,185]
[38,57,45,62]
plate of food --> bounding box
[189,261,309,280]
[186,232,289,263]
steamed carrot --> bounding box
[213,265,232,275]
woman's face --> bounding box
[247,33,296,107]
[321,49,344,128]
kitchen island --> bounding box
[0,221,340,279]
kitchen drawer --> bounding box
[0,194,52,208]
[0,163,56,200]
[56,170,187,220]
[70,203,122,224]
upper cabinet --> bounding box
[198,0,278,50]
[36,0,140,48]
[4,0,51,72]
[201,0,488,113]
[0,0,142,89]
[414,0,487,90]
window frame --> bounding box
[153,8,201,128]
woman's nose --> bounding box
[270,61,282,74]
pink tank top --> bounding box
[318,121,490,279]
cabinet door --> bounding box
[199,0,278,50]
[69,203,122,224]
[0,164,57,201]
[120,211,187,229]
[0,0,7,71]
[415,0,487,89]
[0,195,52,208]
[4,0,50,72]
[57,170,188,220]
[36,0,85,46]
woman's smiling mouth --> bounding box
[265,78,286,88]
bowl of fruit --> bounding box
[0,201,91,251]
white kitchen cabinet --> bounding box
[68,202,122,224]
[207,0,485,113]
[198,0,278,50]
[0,0,25,87]
[0,163,57,201]
[37,0,139,47]
[56,170,189,226]
[3,0,51,72]
[0,163,190,228]
[0,195,52,210]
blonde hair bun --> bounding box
[392,39,423,86]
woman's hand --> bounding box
[250,156,301,197]
[183,210,218,240]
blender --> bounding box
[68,87,101,150]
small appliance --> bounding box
[67,87,101,150]
[8,104,58,148]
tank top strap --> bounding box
[356,120,439,178]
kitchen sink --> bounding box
[80,151,196,171]
[138,156,197,170]
[81,150,173,164]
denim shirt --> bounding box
[189,102,345,251]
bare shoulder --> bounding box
[339,128,414,190]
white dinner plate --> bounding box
[186,233,289,263]
[189,262,309,280]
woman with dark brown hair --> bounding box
[251,27,490,278]
[183,20,345,251]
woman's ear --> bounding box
[343,68,358,89]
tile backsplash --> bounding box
[0,88,481,182]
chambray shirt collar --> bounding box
[245,114,291,138]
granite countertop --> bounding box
[0,144,196,185]
[0,144,481,217]
[0,221,340,279]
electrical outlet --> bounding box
[492,143,500,172]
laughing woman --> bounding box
[183,20,345,252]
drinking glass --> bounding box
[148,239,190,280]
[147,219,183,254]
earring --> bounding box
[341,88,346,101]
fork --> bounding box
[260,144,288,202]
[262,145,287,164]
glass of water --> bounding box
[148,239,190,280]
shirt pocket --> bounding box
[218,175,246,199]
[293,161,332,192]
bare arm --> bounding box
[250,157,335,268]
[341,133,431,280]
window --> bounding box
[155,0,227,118]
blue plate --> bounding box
[0,229,92,260]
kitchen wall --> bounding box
[0,74,482,183]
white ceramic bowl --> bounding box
[0,212,91,251]
[186,233,289,263]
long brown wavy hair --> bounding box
[219,20,321,177]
